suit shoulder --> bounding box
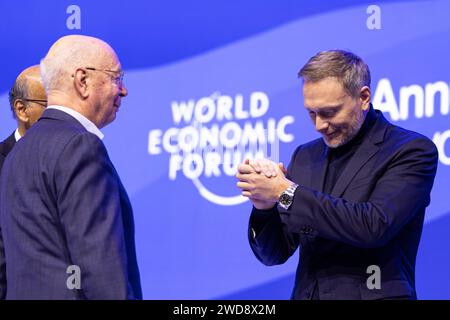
[34,118,101,147]
[385,123,437,154]
[22,120,106,166]
[288,137,324,166]
[297,137,324,152]
[52,131,110,175]
[58,130,106,156]
[292,137,325,158]
[44,119,88,138]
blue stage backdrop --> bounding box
[0,0,449,299]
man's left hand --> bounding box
[236,159,294,202]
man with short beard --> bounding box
[236,50,438,300]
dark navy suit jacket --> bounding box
[0,132,16,299]
[0,132,15,173]
[0,109,142,299]
[249,109,438,300]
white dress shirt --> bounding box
[46,105,104,140]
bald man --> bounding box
[0,65,46,172]
[0,35,141,299]
[0,65,46,300]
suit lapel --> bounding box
[330,109,388,198]
[330,141,379,197]
[309,141,330,192]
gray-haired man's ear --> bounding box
[73,68,89,99]
[14,100,29,123]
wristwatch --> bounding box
[278,183,299,210]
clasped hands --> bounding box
[236,158,294,210]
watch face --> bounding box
[279,193,291,205]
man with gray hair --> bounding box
[236,50,438,299]
[0,35,141,299]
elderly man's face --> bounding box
[91,57,127,128]
[24,78,47,126]
[303,77,367,148]
[14,71,47,131]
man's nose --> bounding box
[315,117,329,132]
[119,83,128,97]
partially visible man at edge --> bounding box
[0,65,47,299]
[0,65,47,171]
[0,35,142,299]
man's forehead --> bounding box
[26,79,46,98]
[303,77,345,92]
[23,73,42,83]
[302,78,348,108]
[303,92,347,110]
[104,58,122,72]
[87,47,120,69]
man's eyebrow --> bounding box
[306,105,342,112]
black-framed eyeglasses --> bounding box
[22,98,47,107]
[85,67,124,85]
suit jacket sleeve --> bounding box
[0,225,5,300]
[285,137,439,248]
[248,147,302,266]
[54,132,133,299]
[0,155,6,299]
[0,155,5,174]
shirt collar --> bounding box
[14,128,22,142]
[46,105,104,140]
